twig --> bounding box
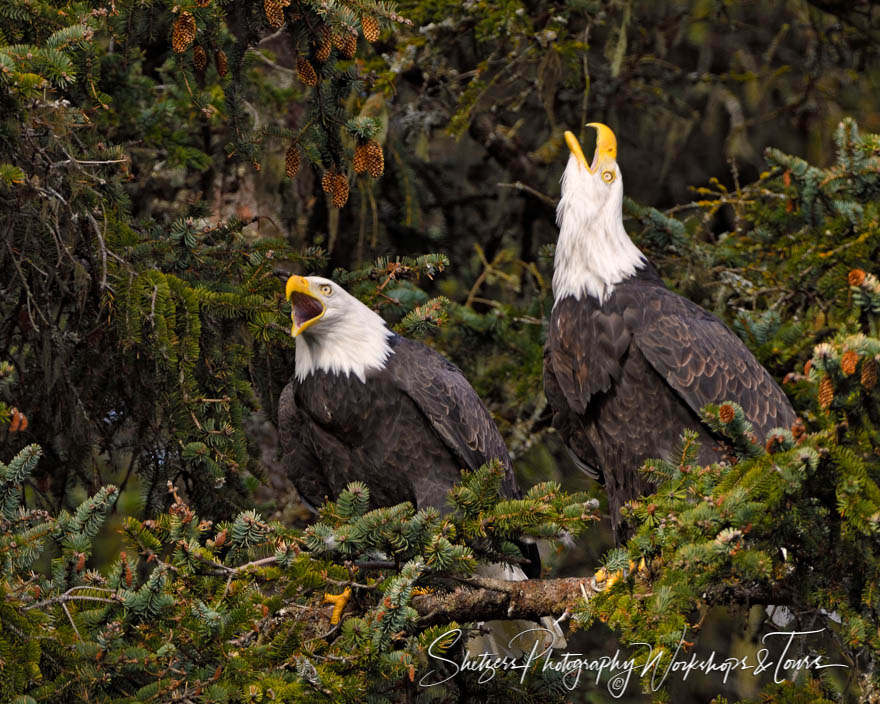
[496,181,557,207]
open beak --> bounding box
[564,123,618,173]
[285,276,326,336]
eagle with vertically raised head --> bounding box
[544,124,796,544]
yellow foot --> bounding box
[323,587,351,624]
[411,586,434,596]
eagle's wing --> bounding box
[387,337,518,495]
[388,337,542,578]
[627,287,797,436]
[545,296,632,415]
[278,380,333,511]
[542,348,602,480]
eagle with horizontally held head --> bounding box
[279,274,563,649]
[544,123,797,544]
[279,274,533,529]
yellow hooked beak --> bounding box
[564,123,617,173]
[285,275,326,336]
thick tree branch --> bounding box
[413,576,593,627]
[410,575,797,628]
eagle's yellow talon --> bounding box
[411,586,434,596]
[605,569,624,589]
[323,587,351,624]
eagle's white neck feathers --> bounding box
[554,153,645,304]
[295,285,394,384]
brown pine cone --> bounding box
[841,349,859,376]
[315,25,332,62]
[353,144,369,174]
[818,376,834,409]
[848,269,866,287]
[195,0,211,7]
[297,57,318,86]
[331,172,349,207]
[285,144,300,179]
[215,49,228,77]
[361,15,380,42]
[862,358,878,389]
[718,403,736,424]
[264,0,286,28]
[172,12,197,54]
[334,31,357,59]
[364,139,384,178]
[193,45,207,73]
[321,167,336,194]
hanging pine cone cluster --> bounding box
[297,57,317,86]
[285,144,300,179]
[862,358,878,389]
[264,0,289,28]
[172,12,197,53]
[364,139,384,178]
[361,15,380,42]
[333,30,357,59]
[315,25,332,62]
[192,45,207,73]
[841,349,859,376]
[818,376,834,409]
[215,49,228,77]
[322,167,349,207]
[354,140,384,178]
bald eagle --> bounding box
[279,275,563,650]
[544,124,797,543]
[278,275,532,543]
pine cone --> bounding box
[841,349,859,376]
[818,376,834,409]
[172,12,197,54]
[215,49,228,78]
[364,139,384,178]
[8,407,27,432]
[285,144,300,179]
[334,31,357,59]
[193,45,207,73]
[718,403,736,424]
[353,143,369,174]
[848,268,867,287]
[315,25,332,62]
[331,172,349,208]
[297,58,317,86]
[321,167,336,194]
[862,358,878,389]
[264,0,286,28]
[361,14,380,42]
[195,0,211,7]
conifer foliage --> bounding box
[0,444,595,702]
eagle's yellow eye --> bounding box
[320,284,333,295]
[602,170,615,183]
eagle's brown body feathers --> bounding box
[544,263,796,542]
[279,333,537,574]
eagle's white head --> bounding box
[285,275,393,383]
[554,123,645,304]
